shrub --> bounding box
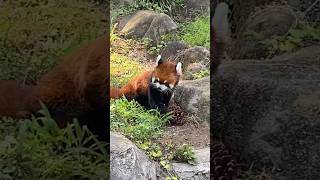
[0,105,108,180]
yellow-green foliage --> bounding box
[110,52,145,87]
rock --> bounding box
[184,63,205,80]
[176,46,210,67]
[173,77,210,122]
[119,10,178,45]
[175,46,210,78]
[160,41,188,61]
[110,132,157,180]
[172,148,210,180]
[231,5,296,59]
[211,45,320,179]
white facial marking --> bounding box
[157,77,160,81]
[169,84,174,89]
[154,82,168,91]
[176,62,182,76]
[164,80,167,83]
[159,83,168,91]
[152,76,155,83]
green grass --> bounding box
[0,106,108,180]
[262,24,320,57]
[0,0,106,83]
[178,15,210,48]
[110,98,171,142]
[110,52,145,87]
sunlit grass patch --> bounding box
[110,52,145,87]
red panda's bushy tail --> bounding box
[211,2,230,73]
[110,87,122,99]
[0,80,37,118]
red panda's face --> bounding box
[149,55,182,114]
[152,55,182,92]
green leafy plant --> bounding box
[173,144,197,165]
[0,104,108,180]
[179,14,210,48]
[110,98,171,142]
[192,69,210,79]
[262,24,320,56]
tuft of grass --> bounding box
[0,105,108,180]
[173,144,197,165]
[178,15,210,48]
[0,0,106,83]
[110,98,171,142]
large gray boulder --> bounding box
[110,132,157,180]
[173,77,210,122]
[119,10,178,44]
[231,5,296,59]
[212,45,320,179]
[172,148,210,180]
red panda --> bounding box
[0,36,108,141]
[0,80,36,118]
[111,55,182,114]
[31,36,109,141]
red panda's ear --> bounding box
[156,55,164,66]
[176,62,182,76]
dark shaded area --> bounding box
[211,45,320,179]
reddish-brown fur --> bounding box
[0,80,36,118]
[34,36,108,108]
[0,36,109,141]
[110,61,180,99]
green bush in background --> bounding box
[179,15,210,48]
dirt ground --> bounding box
[161,119,210,149]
